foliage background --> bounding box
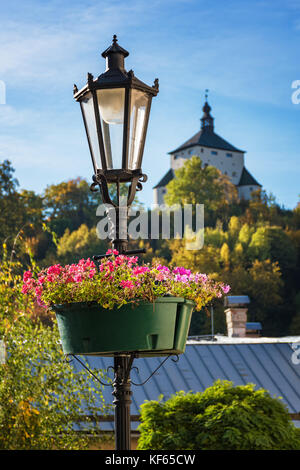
[137,380,300,450]
[2,157,299,337]
[0,156,300,449]
[0,253,110,449]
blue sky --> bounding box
[0,0,299,209]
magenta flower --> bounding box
[222,284,231,294]
[23,271,32,282]
[21,256,230,312]
[74,274,82,283]
[21,284,30,294]
[47,264,62,275]
[106,249,119,256]
[174,274,189,284]
[88,269,96,279]
[132,266,150,275]
[38,275,46,285]
[120,280,134,289]
[173,267,191,276]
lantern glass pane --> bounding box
[81,92,101,171]
[128,89,149,170]
[97,88,125,169]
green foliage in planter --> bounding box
[137,380,300,450]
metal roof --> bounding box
[169,129,244,155]
[238,167,262,187]
[72,336,300,431]
[152,168,174,189]
[246,322,262,330]
[224,295,250,306]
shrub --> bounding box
[137,380,300,450]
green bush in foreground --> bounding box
[137,380,300,450]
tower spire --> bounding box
[200,90,214,132]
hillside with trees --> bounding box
[1,157,300,337]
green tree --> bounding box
[0,161,44,261]
[0,317,110,450]
[43,178,100,237]
[137,380,300,450]
[0,255,110,449]
[164,156,238,226]
[248,226,297,273]
[56,224,108,265]
[43,178,139,238]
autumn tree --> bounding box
[164,156,238,226]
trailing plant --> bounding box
[21,250,230,311]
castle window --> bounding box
[211,151,218,155]
[226,153,232,157]
[232,171,237,177]
[201,148,204,153]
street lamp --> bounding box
[73,35,159,451]
[74,34,159,254]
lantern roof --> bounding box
[73,35,159,100]
[101,34,129,59]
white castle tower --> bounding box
[153,94,261,205]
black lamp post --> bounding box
[74,34,158,254]
[74,35,158,450]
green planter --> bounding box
[53,297,194,357]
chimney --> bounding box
[224,296,250,338]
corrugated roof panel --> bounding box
[71,340,300,431]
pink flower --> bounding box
[106,249,118,255]
[155,272,166,282]
[173,267,191,276]
[107,261,115,272]
[23,271,32,282]
[132,266,150,275]
[46,274,55,283]
[193,273,208,283]
[120,280,134,289]
[74,274,82,283]
[21,284,30,294]
[127,256,138,267]
[222,284,231,294]
[35,286,43,296]
[47,264,62,276]
[157,265,170,274]
[37,297,47,308]
[38,275,46,285]
[88,269,96,279]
